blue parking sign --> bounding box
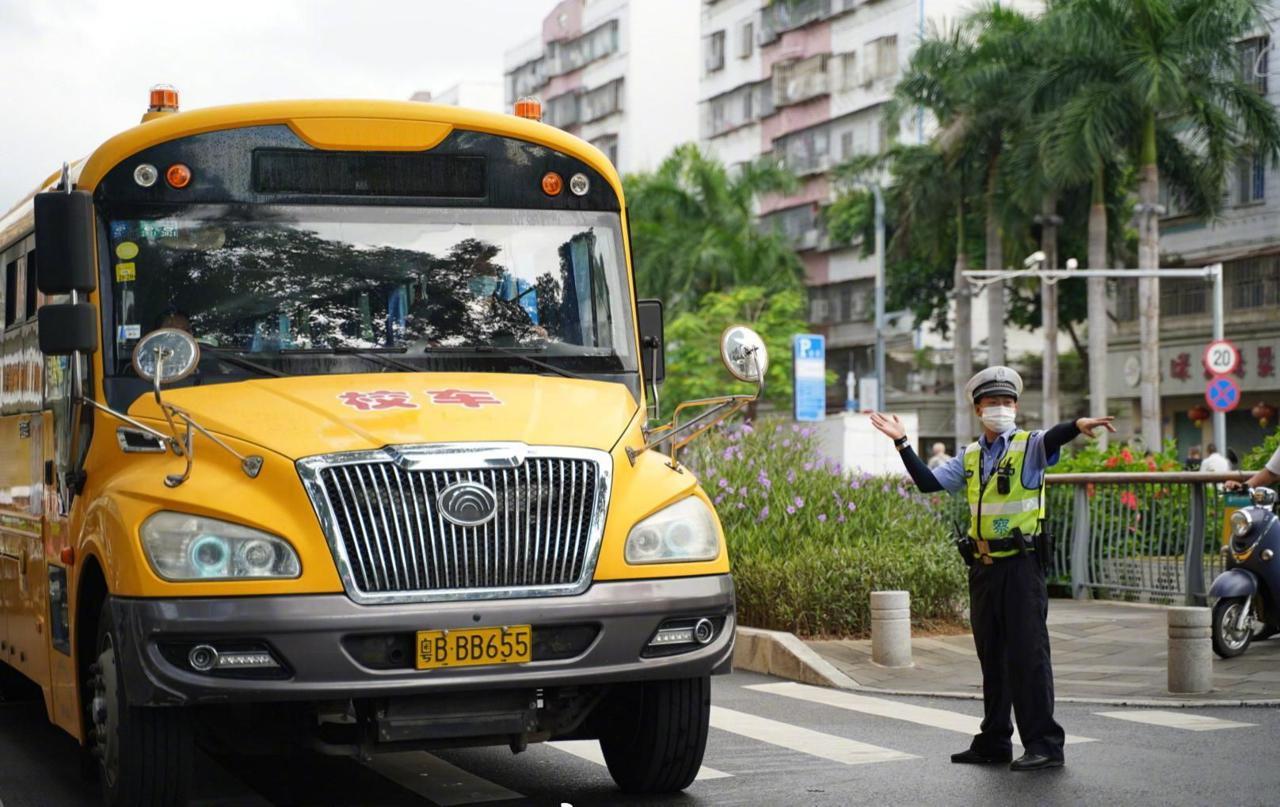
[793,334,826,422]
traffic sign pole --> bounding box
[1212,275,1226,454]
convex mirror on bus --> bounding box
[132,329,201,386]
[38,304,99,355]
[720,325,768,383]
[34,191,97,294]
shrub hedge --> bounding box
[684,419,968,637]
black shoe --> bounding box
[951,749,1012,764]
[1010,753,1064,771]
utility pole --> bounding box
[1034,204,1063,429]
[871,182,886,412]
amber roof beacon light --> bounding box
[514,96,542,121]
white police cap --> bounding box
[964,366,1023,403]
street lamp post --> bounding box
[871,182,886,413]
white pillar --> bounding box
[1167,607,1213,694]
[871,590,912,668]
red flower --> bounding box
[1105,456,1120,468]
[1121,449,1134,463]
[1120,491,1139,510]
[1146,458,1157,471]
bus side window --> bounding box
[24,249,37,321]
[3,256,15,326]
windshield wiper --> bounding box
[198,344,289,378]
[422,345,586,380]
[279,347,419,373]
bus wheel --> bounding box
[599,676,710,794]
[89,599,193,807]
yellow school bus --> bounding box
[0,89,767,805]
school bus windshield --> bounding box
[105,205,636,379]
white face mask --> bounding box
[980,405,1017,433]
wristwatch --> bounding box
[893,436,909,450]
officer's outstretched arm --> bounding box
[871,411,946,492]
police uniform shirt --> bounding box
[930,426,1062,493]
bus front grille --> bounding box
[298,446,610,603]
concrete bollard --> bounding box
[1167,607,1213,694]
[871,590,912,668]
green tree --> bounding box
[1041,0,1280,448]
[624,144,803,314]
[662,285,809,417]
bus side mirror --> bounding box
[34,191,98,294]
[637,298,665,386]
[38,304,99,355]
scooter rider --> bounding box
[870,366,1116,772]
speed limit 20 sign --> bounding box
[1204,339,1240,376]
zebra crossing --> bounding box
[353,676,1260,806]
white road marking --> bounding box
[548,740,732,780]
[747,681,1096,745]
[365,751,524,806]
[1094,710,1257,732]
[709,706,916,765]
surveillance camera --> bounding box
[1065,258,1079,270]
[1024,251,1046,267]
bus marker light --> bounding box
[513,96,542,121]
[148,84,180,113]
[541,172,563,196]
[166,163,192,189]
[133,163,158,187]
[60,547,75,566]
[569,173,590,196]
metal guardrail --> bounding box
[945,472,1254,605]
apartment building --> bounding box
[699,0,1044,445]
[1107,15,1280,457]
[501,0,700,174]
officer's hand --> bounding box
[1076,416,1118,438]
[1225,479,1247,492]
[869,411,905,441]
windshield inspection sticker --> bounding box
[117,324,141,341]
[114,262,136,282]
[338,390,419,411]
[115,241,139,260]
[425,389,502,408]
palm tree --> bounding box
[624,144,802,314]
[1041,0,1280,449]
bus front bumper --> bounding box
[110,574,735,707]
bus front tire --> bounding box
[599,675,711,794]
[89,599,193,807]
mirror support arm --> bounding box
[628,369,764,466]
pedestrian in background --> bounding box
[1185,446,1203,471]
[1201,444,1230,473]
[870,366,1115,772]
[928,442,952,470]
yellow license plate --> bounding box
[415,625,532,670]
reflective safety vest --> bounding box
[963,430,1046,558]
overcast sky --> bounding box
[0,0,559,204]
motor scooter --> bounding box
[1209,486,1280,658]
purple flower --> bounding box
[847,501,857,512]
[786,469,796,484]
[782,439,791,448]
[718,478,729,489]
[786,505,796,515]
[757,470,772,489]
[817,513,827,523]
[739,486,748,497]
[713,494,724,506]
[800,427,812,438]
[742,422,755,434]
[794,496,804,509]
[792,424,801,433]
[736,502,746,509]
[837,515,846,524]
[757,505,770,522]
[803,462,813,471]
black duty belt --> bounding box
[965,535,1037,553]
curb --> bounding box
[734,627,1280,709]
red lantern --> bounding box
[1252,401,1277,428]
[1187,404,1211,427]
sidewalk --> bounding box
[807,599,1280,705]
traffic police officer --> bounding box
[870,366,1116,771]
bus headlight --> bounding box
[625,497,720,564]
[141,512,301,580]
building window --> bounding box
[1239,36,1269,95]
[775,125,831,175]
[738,20,754,59]
[506,58,546,103]
[581,79,623,123]
[548,20,620,77]
[865,35,898,83]
[704,80,770,137]
[591,135,619,166]
[772,54,830,107]
[838,52,859,90]
[705,30,726,73]
[1237,153,1265,204]
[840,130,853,158]
[761,203,824,251]
[544,91,580,128]
[1228,255,1280,309]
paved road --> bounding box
[3,670,1279,806]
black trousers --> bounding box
[967,553,1065,760]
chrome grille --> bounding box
[298,445,609,603]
